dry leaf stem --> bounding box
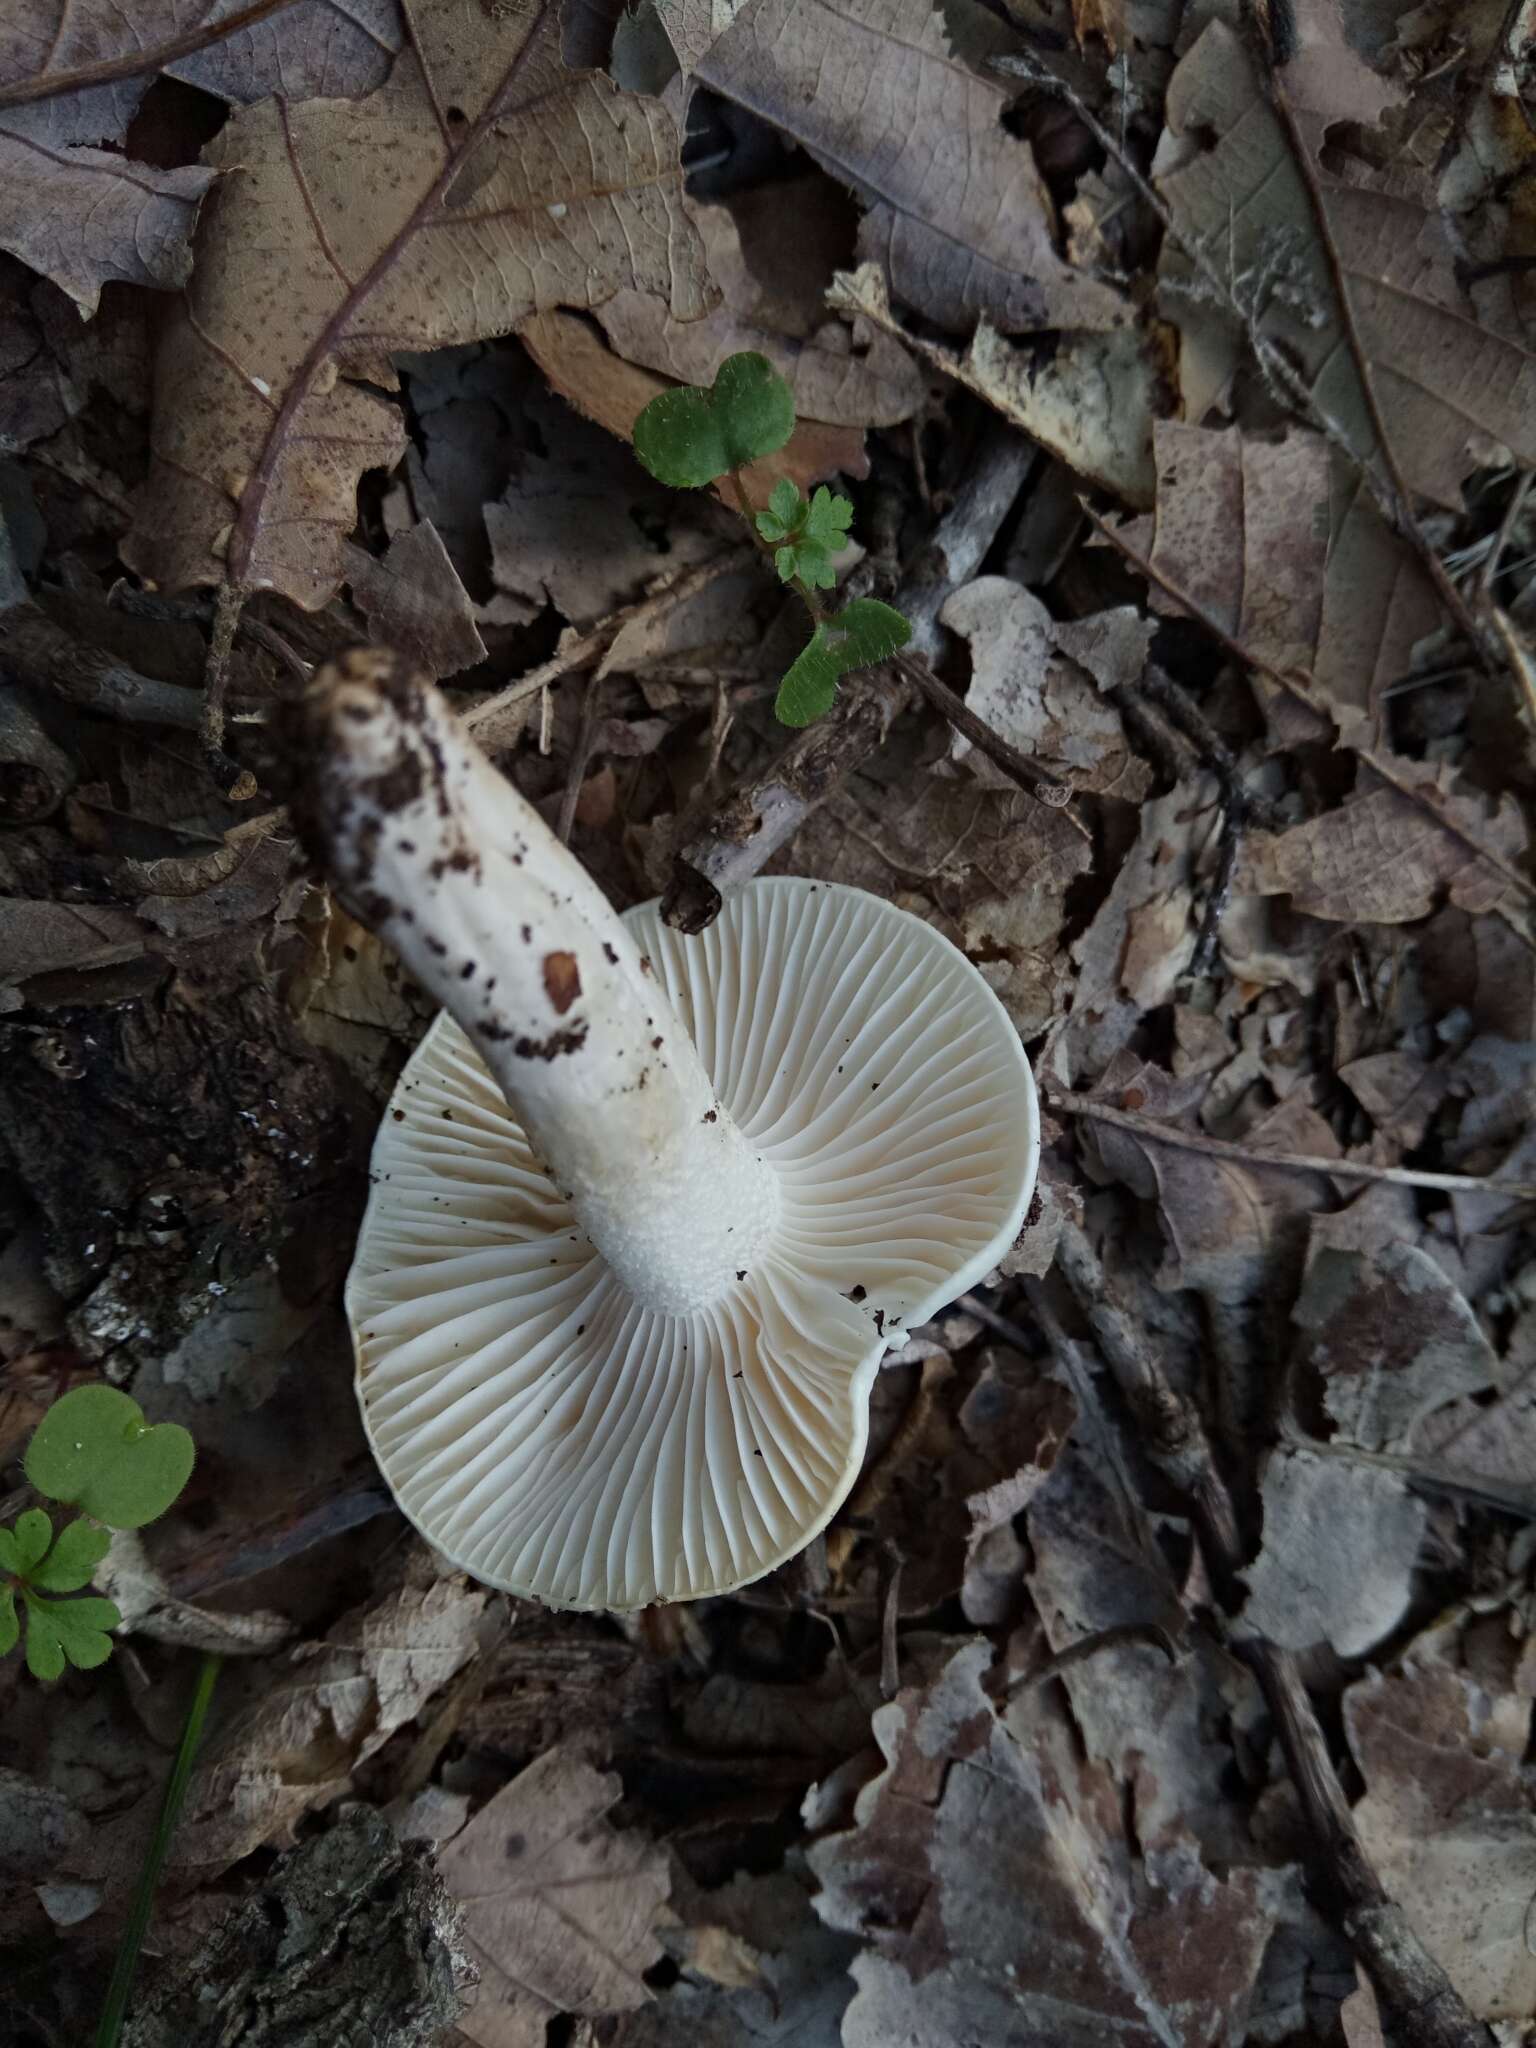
[1048,1086,1536,1199]
[1047,1220,1495,2048]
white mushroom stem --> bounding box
[299,650,780,1314]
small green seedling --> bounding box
[633,353,911,726]
[0,1385,194,1681]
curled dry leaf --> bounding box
[1346,1646,1536,2021]
[696,0,1130,337]
[438,1747,671,2048]
[164,1567,493,1879]
[122,0,711,608]
[1156,20,1536,507]
[809,1641,1277,2048]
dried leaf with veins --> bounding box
[695,0,1130,336]
[809,1640,1277,2048]
[0,0,402,115]
[1240,763,1529,926]
[122,0,711,607]
[1155,19,1536,507]
[1117,421,1441,751]
[0,0,402,314]
[0,123,213,314]
[438,1747,671,2048]
[592,197,924,428]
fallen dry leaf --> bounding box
[831,261,1161,503]
[484,395,725,626]
[439,1746,671,2048]
[1347,1644,1536,2020]
[1070,1056,1344,1302]
[1027,1442,1256,1861]
[167,1564,493,1878]
[1058,780,1219,1079]
[595,197,923,428]
[697,0,1130,337]
[1240,764,1529,925]
[810,1640,1277,2048]
[1156,20,1536,508]
[0,0,403,122]
[0,121,212,315]
[942,577,1152,799]
[1295,1240,1501,1455]
[0,0,407,314]
[343,520,485,680]
[122,0,710,607]
[610,1862,856,2047]
[1117,422,1442,751]
[1239,1446,1425,1658]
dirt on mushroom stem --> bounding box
[288,649,781,1315]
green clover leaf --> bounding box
[0,1586,16,1659]
[775,599,912,727]
[10,1508,53,1574]
[22,1593,120,1682]
[28,1517,112,1594]
[633,353,796,489]
[26,1385,194,1531]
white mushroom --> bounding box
[298,650,1039,1609]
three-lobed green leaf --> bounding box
[28,1518,113,1593]
[775,599,912,727]
[632,352,796,489]
[25,1385,195,1530]
[756,483,855,590]
[21,1594,121,1683]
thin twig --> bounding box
[1049,1086,1536,1199]
[895,650,1079,812]
[200,582,255,799]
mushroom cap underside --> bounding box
[347,878,1039,1609]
